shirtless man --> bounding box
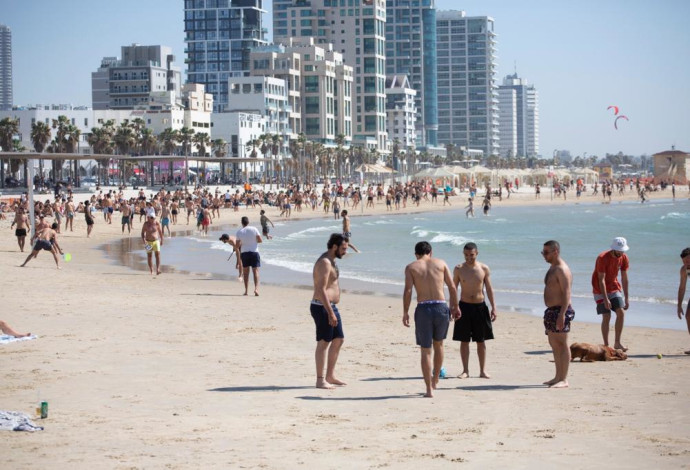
[102,195,113,224]
[121,201,132,234]
[260,210,275,240]
[452,242,497,379]
[63,197,74,232]
[311,233,349,389]
[141,214,164,275]
[340,210,360,253]
[219,233,243,279]
[11,206,31,252]
[160,202,171,237]
[542,240,574,389]
[185,197,195,225]
[403,241,460,398]
[21,223,63,269]
[677,247,690,354]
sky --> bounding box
[3,0,690,158]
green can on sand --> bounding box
[657,353,663,359]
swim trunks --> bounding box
[262,226,270,235]
[240,251,261,268]
[85,216,94,226]
[66,212,74,219]
[108,207,114,214]
[594,291,625,314]
[343,231,352,239]
[310,301,344,342]
[414,302,450,348]
[121,216,130,225]
[33,239,53,251]
[15,228,27,237]
[453,301,494,342]
[543,305,575,335]
[145,240,161,253]
[161,217,170,226]
[171,209,178,215]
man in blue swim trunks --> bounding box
[542,240,574,389]
[311,233,349,389]
[403,241,460,397]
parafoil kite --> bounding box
[614,115,628,130]
[607,105,619,115]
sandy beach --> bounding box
[1,185,689,469]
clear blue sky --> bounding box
[4,0,689,158]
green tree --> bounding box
[177,127,194,188]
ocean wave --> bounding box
[363,219,397,226]
[188,237,218,244]
[285,225,341,239]
[263,258,314,274]
[660,212,689,220]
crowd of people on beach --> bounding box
[3,177,689,397]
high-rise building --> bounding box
[91,45,182,110]
[499,73,539,157]
[385,0,437,148]
[250,38,353,147]
[385,75,417,153]
[274,0,388,152]
[0,25,12,111]
[184,0,268,113]
[436,11,498,157]
[497,87,517,158]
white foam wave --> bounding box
[661,212,689,220]
[188,237,217,244]
[286,225,341,239]
[263,258,314,274]
[429,232,470,246]
[363,219,397,226]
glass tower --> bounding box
[385,0,437,148]
[499,73,539,157]
[0,25,12,111]
[436,11,498,157]
[184,0,268,112]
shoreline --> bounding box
[2,185,690,468]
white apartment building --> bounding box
[497,87,517,158]
[436,11,499,157]
[499,73,539,157]
[211,111,266,176]
[385,75,417,152]
[91,44,182,111]
[274,0,388,152]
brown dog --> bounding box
[569,342,628,362]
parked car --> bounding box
[81,177,97,188]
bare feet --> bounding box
[325,376,346,386]
[316,378,334,389]
[479,372,491,379]
[685,350,690,355]
[254,291,259,296]
[457,371,469,379]
[424,391,433,398]
[543,378,558,386]
[614,344,628,352]
[243,292,248,296]
[432,375,439,389]
[549,380,569,389]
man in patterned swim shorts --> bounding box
[542,240,574,389]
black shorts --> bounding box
[453,301,494,342]
[262,226,269,235]
[240,251,261,268]
[310,302,344,342]
[33,239,53,251]
[15,228,27,237]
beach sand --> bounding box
[1,186,689,468]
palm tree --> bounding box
[193,131,211,183]
[213,138,227,182]
[334,133,346,181]
[391,138,401,173]
[114,122,136,185]
[297,133,307,184]
[88,121,115,184]
[140,127,158,185]
[0,117,20,187]
[66,124,81,184]
[31,121,51,184]
[246,138,261,182]
[177,127,194,188]
[270,134,282,189]
[158,127,179,183]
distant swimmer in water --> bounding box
[340,210,360,253]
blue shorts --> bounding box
[414,302,450,348]
[311,302,344,342]
[240,251,261,268]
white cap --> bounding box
[610,237,629,252]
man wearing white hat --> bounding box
[591,237,630,351]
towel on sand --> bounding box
[0,411,44,432]
[0,334,38,345]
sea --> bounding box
[102,197,689,331]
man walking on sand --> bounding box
[452,242,497,379]
[11,206,31,252]
[340,210,360,253]
[403,241,460,398]
[236,216,262,296]
[311,233,350,389]
[592,237,630,351]
[542,240,574,389]
[677,247,690,354]
[141,214,164,275]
